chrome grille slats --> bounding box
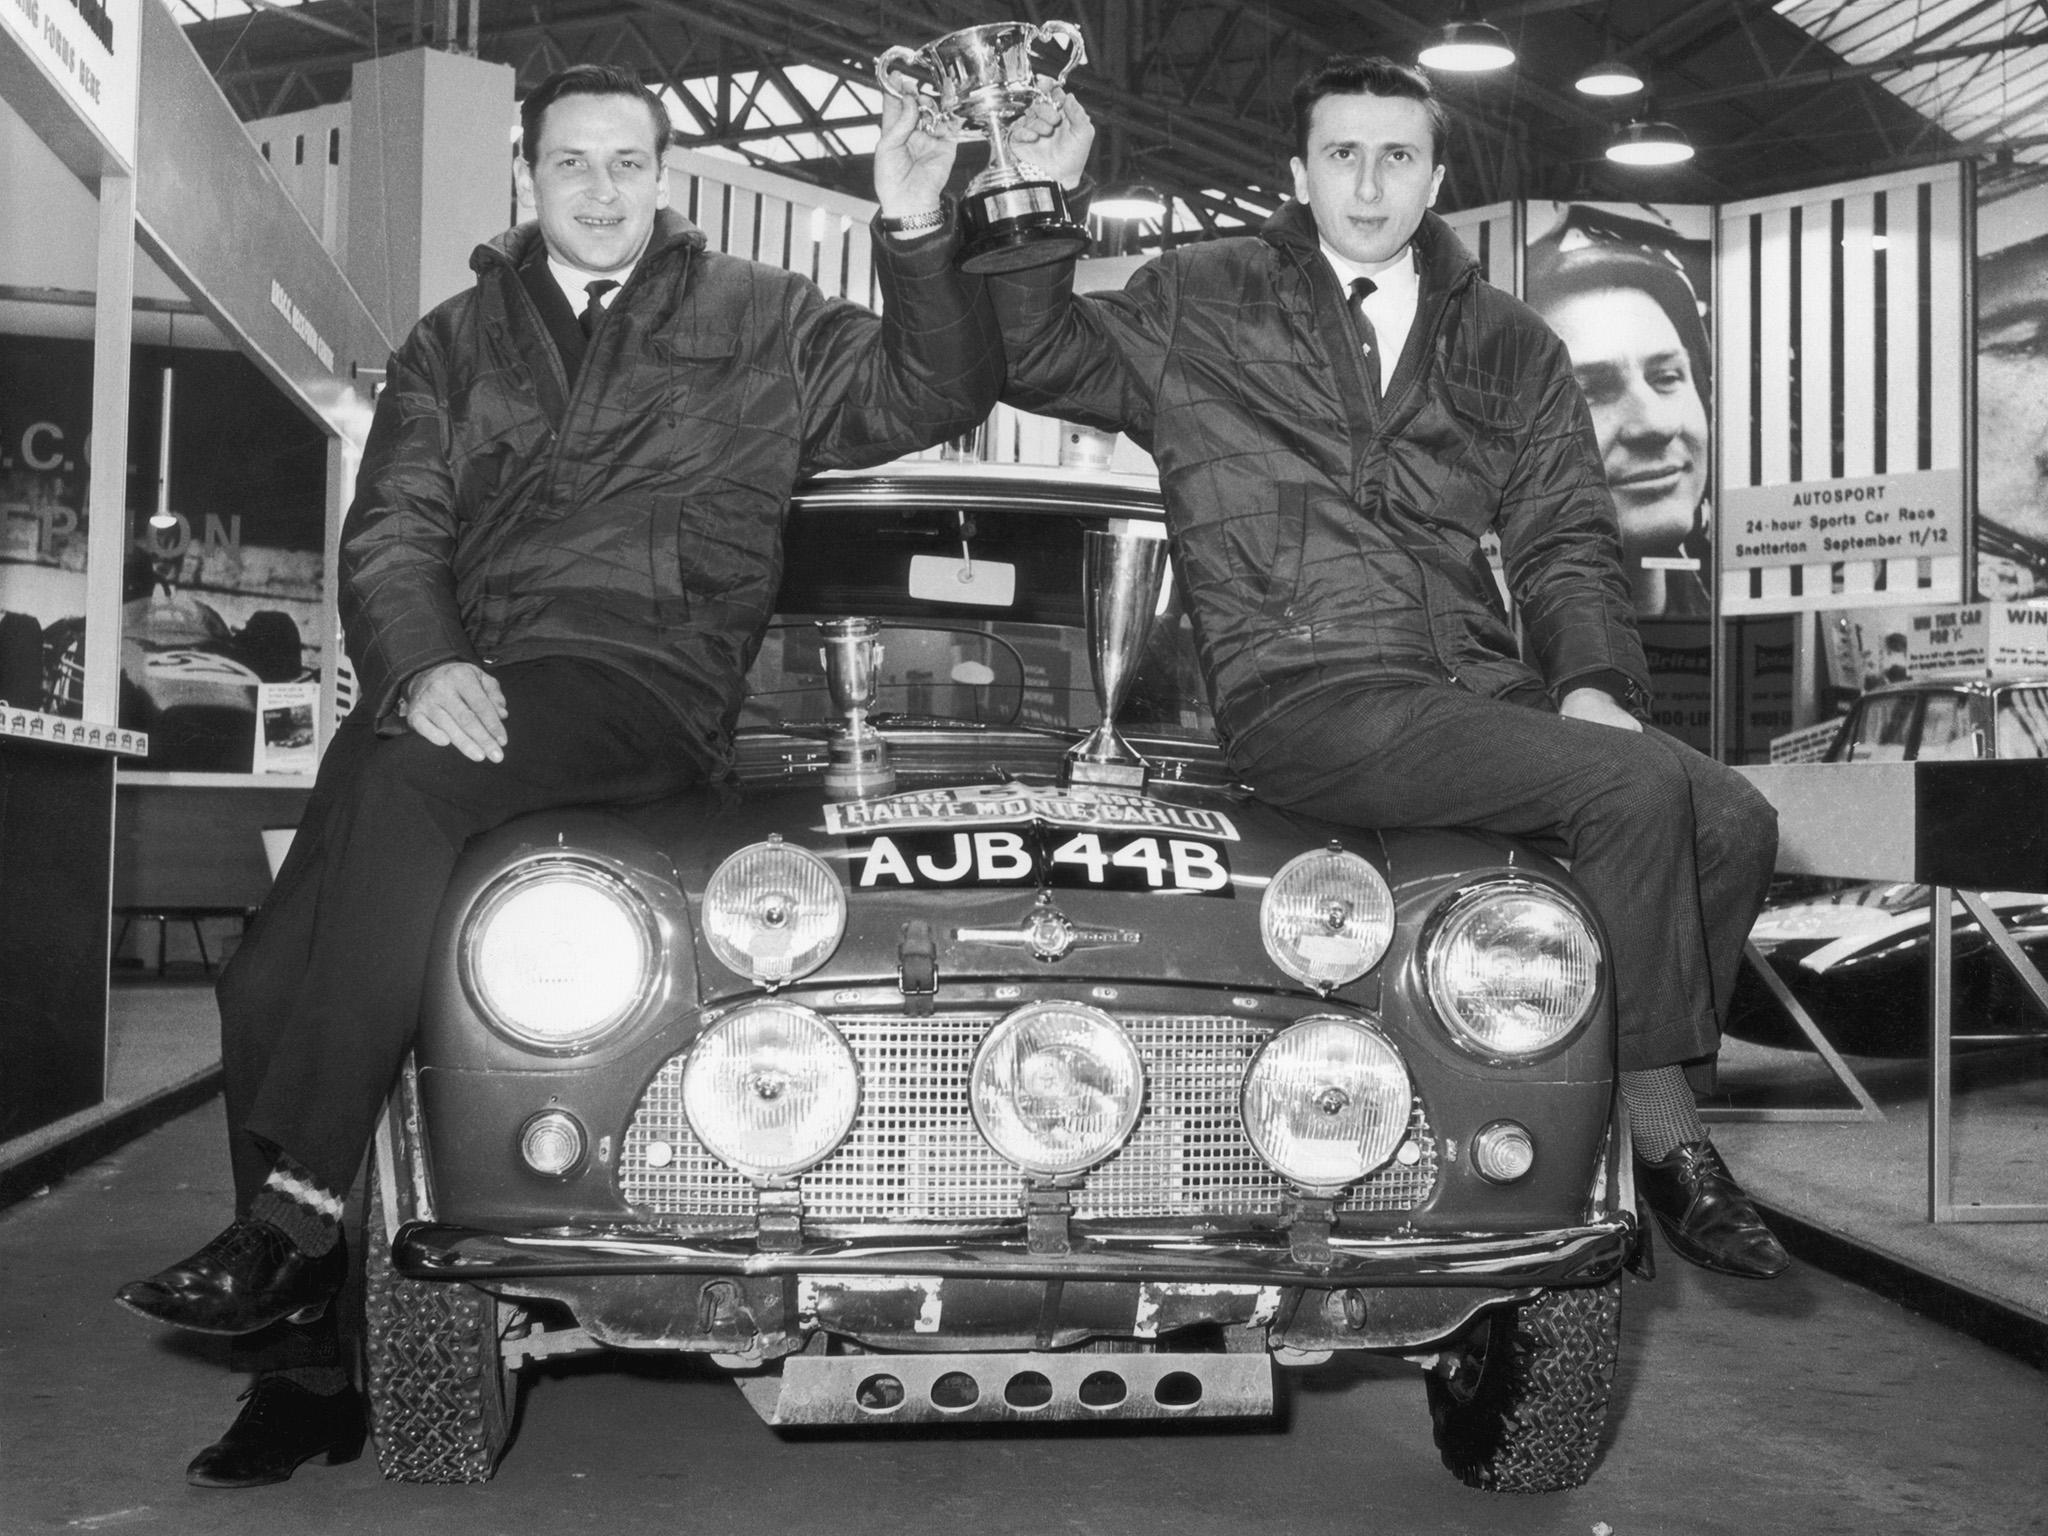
[618,1013,1438,1224]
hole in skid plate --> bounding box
[1078,1371,1127,1408]
[1154,1371,1203,1409]
[1003,1371,1054,1409]
[855,1373,905,1413]
[930,1371,980,1410]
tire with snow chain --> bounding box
[1424,1278,1622,1493]
[363,1152,516,1483]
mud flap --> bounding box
[733,1350,1275,1426]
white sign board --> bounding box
[0,0,139,168]
[1722,467,1963,573]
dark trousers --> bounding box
[1232,683,1777,1073]
[216,657,703,1210]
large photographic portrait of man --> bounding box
[1525,202,1715,621]
[1975,184,2048,602]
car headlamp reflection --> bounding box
[1423,881,1601,1059]
[462,858,659,1053]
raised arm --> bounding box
[981,91,1167,442]
[795,93,1003,468]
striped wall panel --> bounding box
[664,146,882,310]
[1441,201,1519,290]
[1717,166,1968,615]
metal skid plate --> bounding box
[733,1350,1274,1427]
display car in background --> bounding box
[1729,673,2048,1055]
[365,462,1641,1493]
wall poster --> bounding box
[121,341,328,772]
[0,335,94,719]
[1525,200,1715,622]
[1975,182,2048,603]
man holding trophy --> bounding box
[988,53,1791,1283]
[115,63,1000,1487]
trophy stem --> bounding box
[1064,529,1169,789]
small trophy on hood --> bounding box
[818,618,897,801]
[1064,525,1170,788]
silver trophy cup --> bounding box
[876,21,1092,274]
[1065,527,1170,788]
[818,617,897,801]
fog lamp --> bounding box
[971,1002,1144,1176]
[1242,1017,1411,1190]
[681,1003,859,1180]
[703,837,846,986]
[1260,846,1395,992]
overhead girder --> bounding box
[177,0,1983,219]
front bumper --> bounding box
[394,1214,1634,1290]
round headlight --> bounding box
[1424,881,1601,1059]
[1261,847,1395,991]
[1242,1017,1412,1190]
[703,837,846,986]
[970,1002,1145,1177]
[464,859,659,1052]
[681,1003,860,1180]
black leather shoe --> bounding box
[186,1377,366,1489]
[1636,1140,1791,1279]
[114,1221,346,1336]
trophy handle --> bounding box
[875,46,956,137]
[1033,20,1088,88]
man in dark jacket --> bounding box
[996,58,1787,1283]
[115,62,1000,1485]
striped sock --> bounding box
[249,1156,344,1257]
[1620,1065,1706,1162]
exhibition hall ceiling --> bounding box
[173,0,2048,238]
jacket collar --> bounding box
[1260,201,1478,299]
[473,206,708,277]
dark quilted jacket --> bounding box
[341,209,1000,776]
[995,202,1649,758]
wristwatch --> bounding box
[880,207,946,237]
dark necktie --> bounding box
[1348,276,1382,403]
[579,279,619,339]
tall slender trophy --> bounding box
[818,618,897,800]
[876,21,1092,274]
[1064,527,1170,788]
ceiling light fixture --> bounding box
[1092,184,1168,221]
[1418,5,1515,73]
[1575,56,1643,97]
[1605,116,1694,167]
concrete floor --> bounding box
[5,1102,2047,1535]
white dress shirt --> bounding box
[1318,239,1420,397]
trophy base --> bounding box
[1064,756,1148,789]
[824,738,897,802]
[958,180,1091,274]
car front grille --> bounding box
[618,1012,1439,1227]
